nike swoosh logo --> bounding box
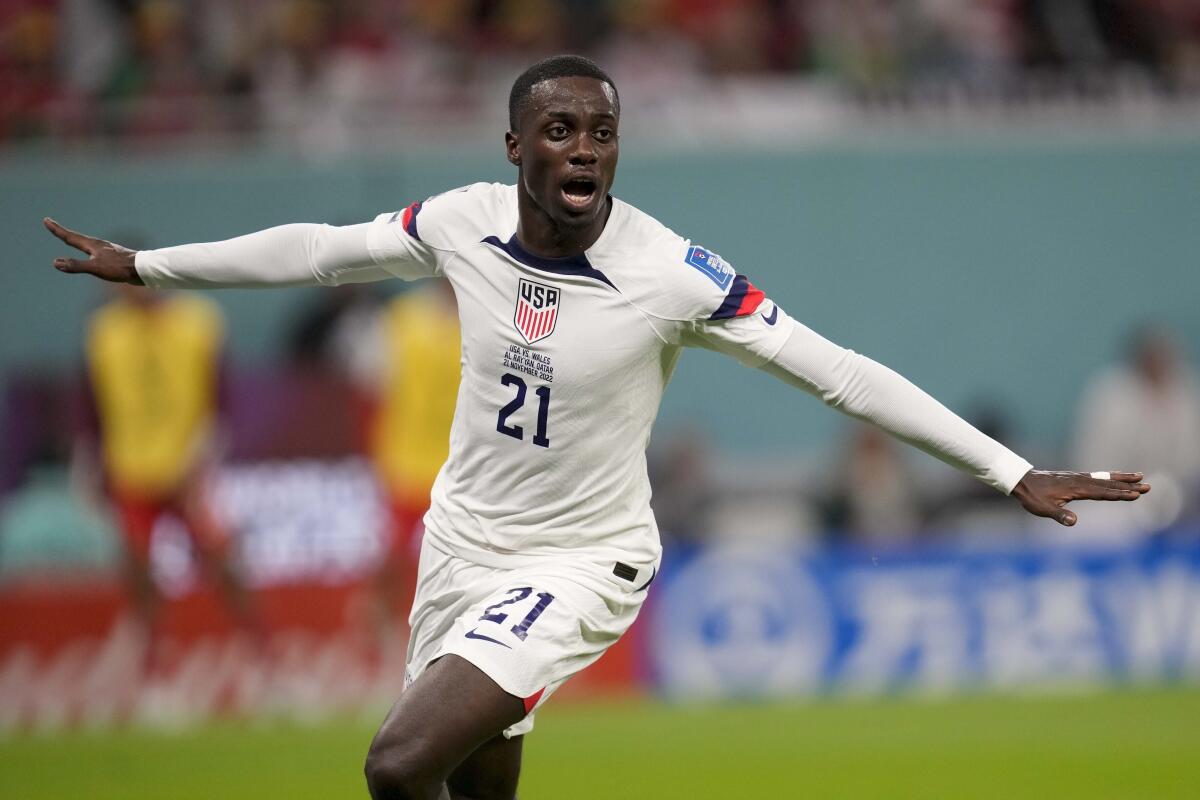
[636,567,657,592]
[465,628,511,648]
[762,305,778,325]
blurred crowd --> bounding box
[3,0,1200,147]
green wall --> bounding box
[3,133,1197,456]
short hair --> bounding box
[508,55,619,131]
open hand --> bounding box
[43,218,142,284]
[1011,470,1150,526]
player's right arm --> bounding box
[42,210,439,288]
[43,183,511,288]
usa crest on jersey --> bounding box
[514,279,561,344]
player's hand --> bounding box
[1010,470,1150,526]
[43,218,143,284]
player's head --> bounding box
[508,55,619,132]
[1128,323,1180,385]
[506,55,620,230]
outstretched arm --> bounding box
[44,214,433,289]
[690,311,1149,526]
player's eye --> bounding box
[547,124,570,139]
[594,128,614,142]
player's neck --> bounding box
[515,193,611,259]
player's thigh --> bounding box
[434,560,649,721]
[367,654,525,787]
[447,733,523,800]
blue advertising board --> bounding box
[647,536,1200,697]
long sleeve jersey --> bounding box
[137,182,1032,567]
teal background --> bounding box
[3,133,1198,456]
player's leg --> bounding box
[112,492,162,635]
[364,654,525,800]
[390,539,654,799]
[110,491,170,691]
[446,733,523,800]
[179,478,260,634]
[373,496,426,634]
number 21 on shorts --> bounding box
[465,587,555,648]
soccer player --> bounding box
[45,55,1149,800]
[367,280,461,635]
[77,282,259,665]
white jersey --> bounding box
[362,183,789,568]
[137,182,1033,571]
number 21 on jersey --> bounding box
[496,373,551,447]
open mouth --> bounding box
[561,177,598,209]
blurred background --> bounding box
[2,1,1199,798]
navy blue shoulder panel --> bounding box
[482,235,618,292]
[387,201,423,241]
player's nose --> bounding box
[567,134,598,166]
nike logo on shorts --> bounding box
[465,628,511,648]
[762,305,778,325]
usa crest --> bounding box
[514,278,561,344]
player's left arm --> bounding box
[1008,469,1148,526]
[689,307,1149,527]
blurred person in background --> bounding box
[77,280,260,669]
[363,281,461,643]
[597,0,705,109]
[808,0,906,90]
[927,401,1033,535]
[647,425,715,544]
[0,2,66,141]
[824,422,922,546]
[285,282,385,369]
[99,0,207,141]
[1072,325,1200,536]
[911,0,1020,89]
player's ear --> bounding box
[505,131,521,167]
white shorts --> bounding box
[404,535,655,737]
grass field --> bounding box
[2,687,1198,799]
